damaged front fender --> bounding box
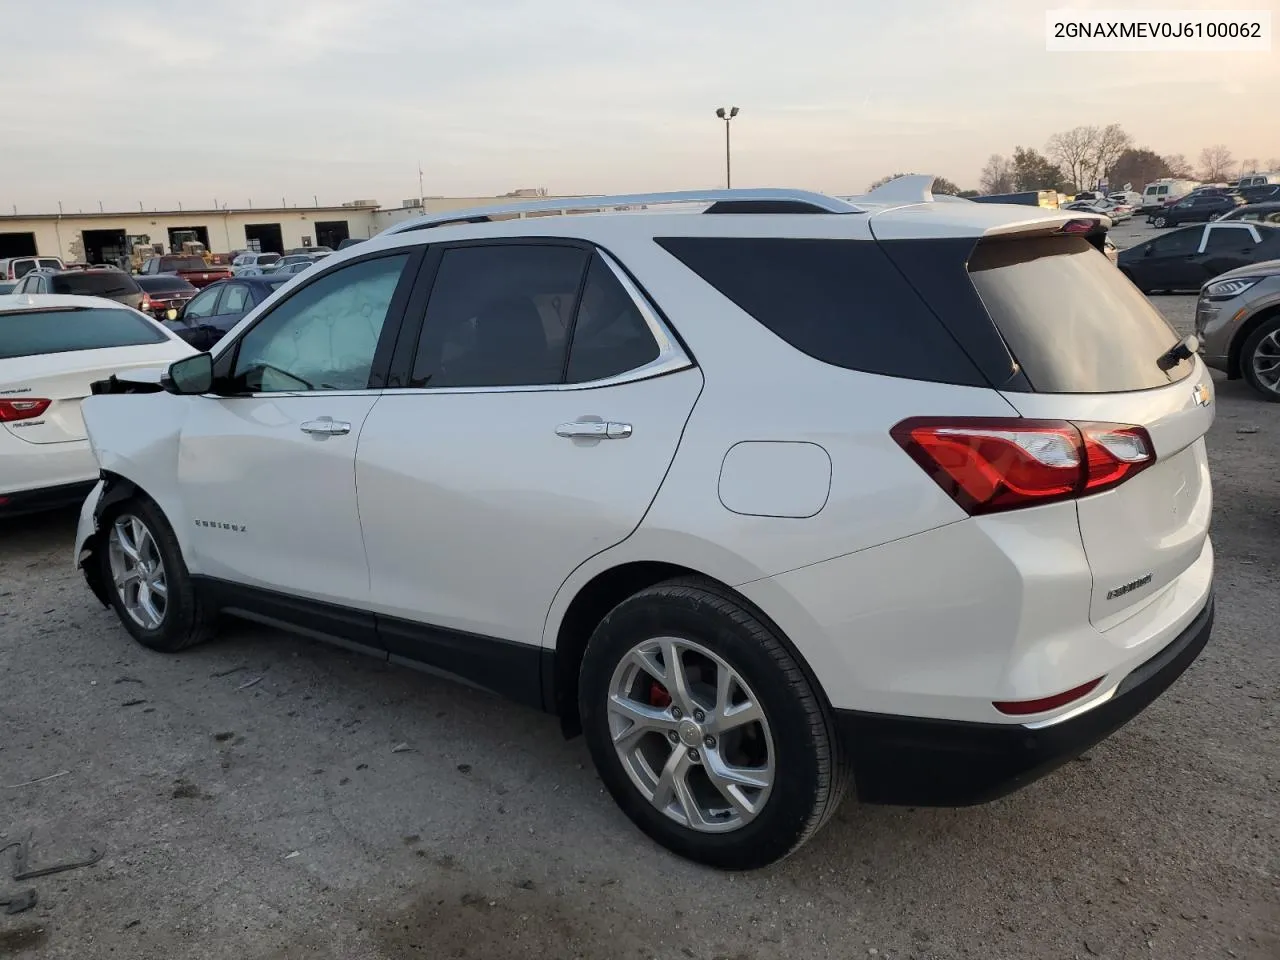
[75,475,140,609]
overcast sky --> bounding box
[2,0,1277,214]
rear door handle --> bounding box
[301,418,351,437]
[556,420,632,440]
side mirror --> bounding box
[162,352,214,395]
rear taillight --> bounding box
[141,294,152,310]
[0,398,52,422]
[891,418,1154,515]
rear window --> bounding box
[968,237,1191,393]
[49,272,141,297]
[161,257,208,271]
[654,237,984,386]
[38,259,61,270]
[0,307,168,359]
[259,253,281,264]
[136,275,196,293]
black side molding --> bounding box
[190,577,549,712]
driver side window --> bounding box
[229,253,409,393]
[183,287,221,320]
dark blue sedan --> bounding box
[162,275,291,350]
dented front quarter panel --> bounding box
[79,390,198,569]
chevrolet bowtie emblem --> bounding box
[1192,383,1212,407]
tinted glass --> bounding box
[219,284,251,314]
[656,237,984,386]
[161,257,207,270]
[259,253,280,264]
[1203,228,1252,253]
[565,255,660,383]
[0,307,167,359]
[183,287,221,319]
[968,236,1191,393]
[231,253,408,392]
[12,261,37,279]
[49,272,141,296]
[136,275,196,293]
[37,259,61,270]
[1150,228,1202,255]
[410,244,589,388]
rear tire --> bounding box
[1240,314,1280,402]
[578,578,848,869]
[99,496,217,652]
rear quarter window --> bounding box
[654,237,985,386]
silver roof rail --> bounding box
[379,188,864,236]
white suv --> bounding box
[73,180,1216,869]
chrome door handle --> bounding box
[300,418,351,436]
[556,420,633,440]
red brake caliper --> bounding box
[649,682,672,708]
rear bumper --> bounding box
[838,593,1214,806]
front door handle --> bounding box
[556,420,633,440]
[300,418,351,437]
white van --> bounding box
[1141,179,1199,213]
[0,255,65,282]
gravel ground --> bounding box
[1,284,1277,960]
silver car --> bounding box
[1195,258,1280,401]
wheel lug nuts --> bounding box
[693,709,705,722]
[703,735,715,748]
[671,707,682,719]
[687,749,699,762]
[668,731,680,744]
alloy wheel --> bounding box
[107,514,168,630]
[1251,329,1280,395]
[607,636,775,833]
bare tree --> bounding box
[1238,158,1259,176]
[1199,144,1235,181]
[1046,126,1097,192]
[1091,123,1132,187]
[1163,153,1194,178]
[1267,157,1280,172]
[979,154,1015,194]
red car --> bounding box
[137,255,232,289]
[134,274,199,319]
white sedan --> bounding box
[0,294,195,516]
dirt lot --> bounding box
[1,286,1277,960]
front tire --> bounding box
[99,497,216,652]
[579,578,848,869]
[1153,215,1168,228]
[1241,314,1280,402]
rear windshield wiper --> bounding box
[1157,335,1198,372]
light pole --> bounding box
[715,106,739,188]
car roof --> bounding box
[365,182,1100,254]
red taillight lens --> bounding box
[891,418,1154,515]
[1060,218,1098,234]
[141,295,152,310]
[0,398,52,422]
[993,676,1104,715]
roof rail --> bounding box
[379,189,863,236]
